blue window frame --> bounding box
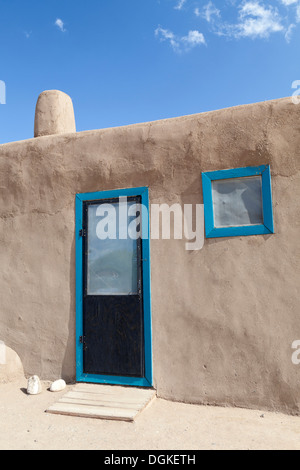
[202,165,274,238]
[75,187,153,387]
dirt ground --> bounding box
[0,378,299,450]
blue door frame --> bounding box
[75,187,153,387]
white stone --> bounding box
[27,375,42,395]
[50,379,66,392]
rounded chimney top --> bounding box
[34,90,76,137]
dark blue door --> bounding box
[82,196,144,377]
[76,187,153,387]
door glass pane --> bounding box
[212,176,263,227]
[87,199,139,295]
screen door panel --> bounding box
[87,200,139,295]
[83,296,143,376]
[82,196,144,378]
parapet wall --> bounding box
[0,96,299,414]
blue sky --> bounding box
[0,0,299,144]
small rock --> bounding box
[50,379,66,392]
[27,375,42,395]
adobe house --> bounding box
[0,90,299,415]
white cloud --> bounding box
[155,26,180,50]
[217,2,284,39]
[202,2,221,23]
[163,1,300,45]
[285,22,296,41]
[280,0,300,23]
[281,0,298,5]
[238,2,283,38]
[174,0,187,10]
[55,18,66,32]
[155,25,206,52]
[182,30,206,46]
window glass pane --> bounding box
[87,200,139,295]
[212,176,263,228]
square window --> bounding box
[212,176,263,227]
[202,165,274,238]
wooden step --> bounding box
[46,383,156,422]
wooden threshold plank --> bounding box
[46,384,156,421]
[59,397,143,410]
[47,402,136,421]
[64,390,154,404]
[74,386,154,398]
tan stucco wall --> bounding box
[0,97,299,414]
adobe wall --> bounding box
[0,97,299,414]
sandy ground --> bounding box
[0,378,299,450]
